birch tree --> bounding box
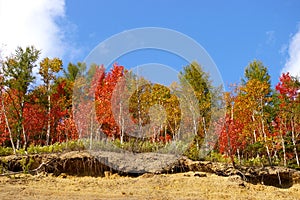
[39,57,62,145]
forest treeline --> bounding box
[0,46,300,168]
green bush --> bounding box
[205,151,231,163]
[20,157,34,173]
[288,159,300,170]
[184,144,202,161]
[244,156,263,167]
[0,147,13,156]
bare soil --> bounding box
[1,172,300,200]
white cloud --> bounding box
[282,26,300,77]
[0,0,66,59]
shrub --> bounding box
[0,147,13,156]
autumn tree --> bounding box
[235,60,273,165]
[275,73,300,166]
[39,57,63,145]
[24,85,48,145]
[95,64,124,140]
[73,64,105,149]
[217,90,246,166]
[51,78,76,143]
[0,46,40,152]
[127,81,181,142]
[0,76,16,153]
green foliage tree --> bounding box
[1,46,40,152]
[63,62,86,82]
[242,60,271,87]
[179,61,212,150]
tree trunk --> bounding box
[119,103,124,144]
[17,118,22,150]
[251,113,257,143]
[22,123,28,154]
[228,105,235,167]
[20,100,27,154]
[237,148,241,165]
[226,121,235,167]
[281,131,287,167]
[291,117,299,166]
[1,95,16,154]
[193,118,198,149]
[261,118,272,165]
[89,112,94,150]
[16,138,20,150]
[46,83,51,146]
[202,116,208,152]
[260,98,272,166]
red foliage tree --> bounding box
[73,64,105,146]
[275,72,300,166]
[95,64,124,139]
[218,115,245,158]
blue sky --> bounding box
[1,0,300,89]
[65,0,300,88]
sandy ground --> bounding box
[0,172,300,200]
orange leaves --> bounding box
[238,79,271,106]
[218,115,245,155]
[95,64,125,137]
[56,114,78,143]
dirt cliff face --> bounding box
[1,150,300,188]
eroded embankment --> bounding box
[1,151,300,188]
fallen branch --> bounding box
[29,158,56,175]
[0,158,56,177]
[0,170,24,176]
[236,169,248,181]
